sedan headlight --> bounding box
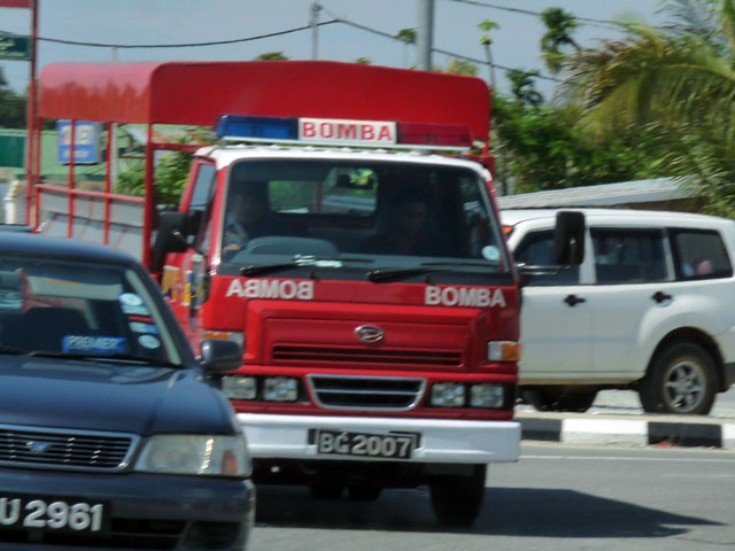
[135,435,251,477]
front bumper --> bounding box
[237,413,520,464]
[0,468,254,550]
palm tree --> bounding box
[561,0,735,215]
[395,28,416,68]
[540,8,581,75]
[507,69,544,107]
[478,19,499,90]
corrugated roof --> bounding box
[497,177,691,208]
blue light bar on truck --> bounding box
[215,115,298,141]
[215,115,472,150]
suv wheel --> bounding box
[520,388,598,413]
[640,342,717,415]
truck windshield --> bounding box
[219,159,509,273]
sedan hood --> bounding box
[0,356,234,435]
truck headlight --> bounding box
[470,384,506,408]
[431,382,466,407]
[135,435,251,477]
[221,375,257,400]
[263,377,299,402]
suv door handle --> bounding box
[652,291,672,303]
[563,294,586,307]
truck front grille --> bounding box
[273,345,462,367]
[0,425,137,472]
[307,374,426,410]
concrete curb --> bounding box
[517,412,735,450]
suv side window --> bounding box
[591,228,667,284]
[671,229,733,280]
[513,230,580,286]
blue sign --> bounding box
[57,120,103,165]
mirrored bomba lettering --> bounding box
[226,279,315,300]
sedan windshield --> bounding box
[0,257,181,365]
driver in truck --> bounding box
[222,183,281,259]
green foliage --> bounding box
[116,150,192,207]
[445,58,478,76]
[254,52,289,61]
[506,69,544,106]
[493,95,667,193]
[558,0,735,215]
[0,67,26,129]
[478,19,499,46]
[650,121,735,217]
[540,7,580,74]
[395,28,416,45]
[116,129,215,207]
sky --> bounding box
[1,0,669,100]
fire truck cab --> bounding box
[32,60,584,527]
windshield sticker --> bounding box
[425,286,506,308]
[62,335,127,354]
[121,303,150,316]
[138,335,161,349]
[482,246,500,262]
[129,321,159,335]
[119,293,144,307]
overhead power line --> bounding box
[444,0,625,30]
[31,20,340,49]
[0,9,568,83]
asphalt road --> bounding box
[249,442,735,551]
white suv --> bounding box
[502,208,735,415]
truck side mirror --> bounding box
[553,210,585,266]
[150,211,189,274]
[200,339,242,374]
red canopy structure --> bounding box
[34,60,492,266]
[38,60,491,141]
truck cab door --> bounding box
[156,159,218,341]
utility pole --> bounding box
[416,0,434,71]
[310,1,321,60]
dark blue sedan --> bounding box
[0,233,254,550]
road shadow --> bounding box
[255,485,722,537]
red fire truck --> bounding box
[30,60,582,527]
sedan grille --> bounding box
[0,425,138,472]
[307,374,426,410]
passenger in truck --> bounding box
[361,188,449,256]
[222,184,284,259]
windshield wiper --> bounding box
[366,267,438,283]
[240,256,370,277]
[366,260,499,283]
[0,345,24,355]
[26,351,181,368]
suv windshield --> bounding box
[218,159,509,274]
[0,257,181,365]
